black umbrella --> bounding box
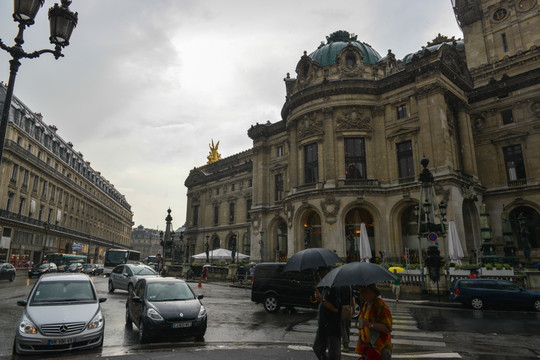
[283,248,342,272]
[317,262,397,288]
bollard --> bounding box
[198,277,202,288]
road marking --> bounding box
[393,338,446,347]
[392,330,444,339]
[288,345,461,359]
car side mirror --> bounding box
[197,295,204,300]
[99,298,107,303]
[132,297,142,304]
[17,300,27,307]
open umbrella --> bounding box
[283,248,342,272]
[388,266,405,273]
[317,262,397,288]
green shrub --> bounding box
[449,263,456,268]
[485,264,493,270]
[502,263,512,270]
[495,263,504,270]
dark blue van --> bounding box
[450,278,540,311]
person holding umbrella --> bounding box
[316,262,396,360]
[313,267,342,360]
[356,284,392,360]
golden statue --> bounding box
[207,139,222,164]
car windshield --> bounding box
[146,282,195,302]
[68,264,77,269]
[30,280,96,304]
[83,264,95,269]
[131,265,157,276]
[38,264,49,269]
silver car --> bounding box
[13,273,106,354]
[108,263,158,294]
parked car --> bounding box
[13,273,107,354]
[67,263,83,273]
[28,263,58,278]
[125,277,207,343]
[0,263,16,281]
[108,264,158,294]
[450,278,540,311]
[251,262,318,313]
[142,256,159,266]
[82,264,99,276]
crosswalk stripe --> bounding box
[392,330,444,339]
[393,338,446,347]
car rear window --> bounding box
[255,265,283,279]
[30,280,96,304]
[459,280,497,289]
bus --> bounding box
[103,249,141,275]
[44,253,88,270]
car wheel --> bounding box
[471,297,483,310]
[534,299,540,312]
[128,283,134,295]
[108,280,115,293]
[263,294,280,313]
[10,273,15,282]
[125,307,133,328]
[139,320,151,343]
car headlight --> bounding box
[147,308,164,321]
[19,318,37,335]
[198,305,207,319]
[87,313,104,330]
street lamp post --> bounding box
[0,0,78,172]
[205,234,210,263]
[259,229,264,262]
[41,221,50,262]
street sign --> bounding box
[428,232,438,242]
[434,241,439,246]
[72,242,82,250]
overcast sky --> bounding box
[0,1,462,230]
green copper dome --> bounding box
[309,30,382,66]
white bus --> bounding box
[103,249,141,275]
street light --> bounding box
[41,221,50,262]
[259,229,264,262]
[0,0,78,172]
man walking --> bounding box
[340,285,355,352]
[313,267,341,360]
[391,269,401,302]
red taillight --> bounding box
[455,288,461,295]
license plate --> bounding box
[48,338,75,345]
[172,322,192,329]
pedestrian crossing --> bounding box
[289,304,461,359]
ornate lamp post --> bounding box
[259,229,264,262]
[41,221,50,262]
[0,0,78,172]
[518,213,531,264]
[231,233,237,263]
[205,234,210,263]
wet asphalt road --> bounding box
[1,271,540,359]
[0,272,316,358]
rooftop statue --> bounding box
[207,139,222,164]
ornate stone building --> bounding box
[0,85,133,265]
[184,0,540,264]
[131,225,161,260]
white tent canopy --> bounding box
[192,248,249,263]
[447,220,465,265]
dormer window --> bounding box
[346,54,356,67]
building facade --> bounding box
[184,0,540,264]
[131,225,161,260]
[0,85,133,266]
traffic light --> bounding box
[425,245,442,282]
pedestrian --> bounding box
[468,269,478,279]
[355,284,392,360]
[313,267,341,360]
[202,266,208,282]
[391,269,401,302]
[340,285,355,352]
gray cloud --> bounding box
[0,1,462,228]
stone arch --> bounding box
[508,205,540,251]
[267,217,288,262]
[294,205,323,251]
[211,234,220,250]
[389,199,419,263]
[341,200,382,262]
